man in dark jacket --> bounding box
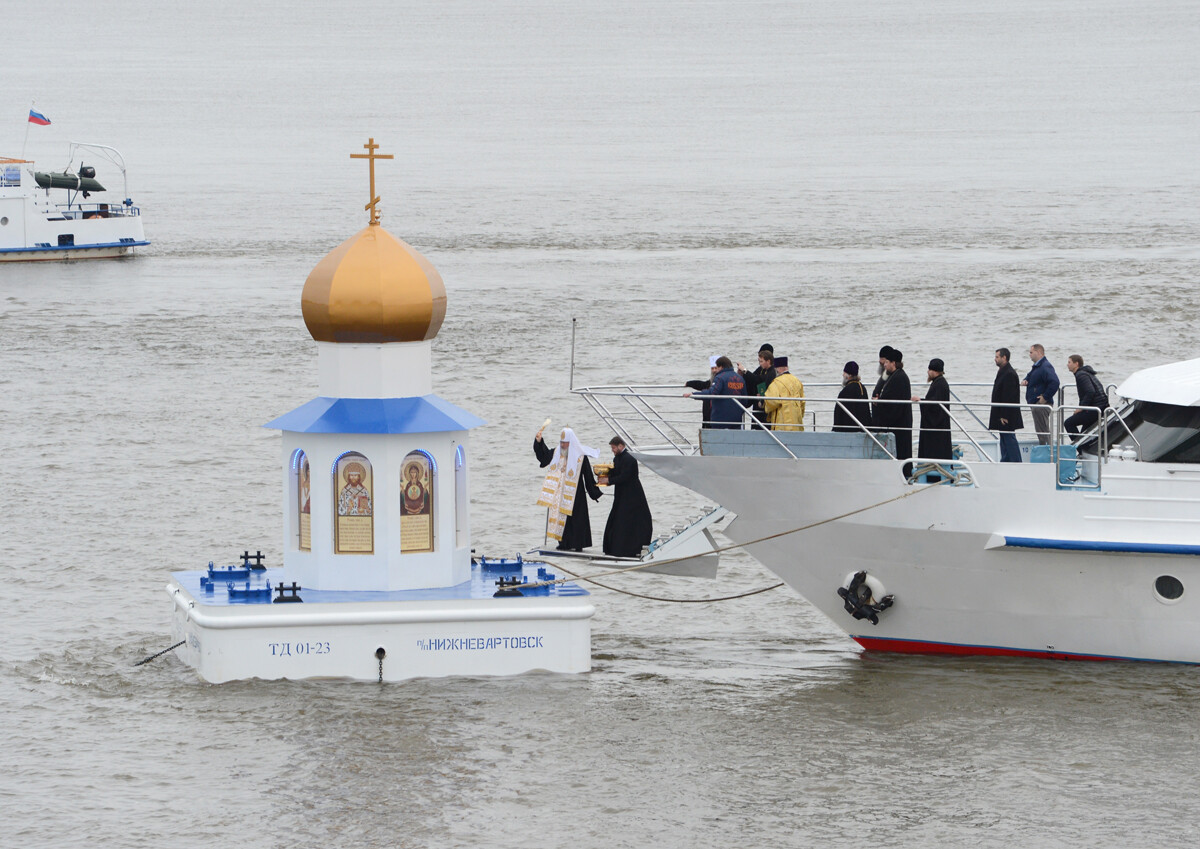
[600,437,653,557]
[913,358,953,460]
[834,361,872,433]
[1065,354,1108,438]
[875,349,913,460]
[685,356,720,429]
[1023,343,1061,446]
[686,356,747,429]
[990,348,1024,462]
[738,347,776,429]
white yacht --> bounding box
[577,359,1200,663]
[0,142,149,261]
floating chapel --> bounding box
[166,140,593,683]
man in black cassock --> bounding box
[871,345,896,421]
[833,360,872,433]
[875,348,913,460]
[913,358,953,460]
[535,432,603,550]
[599,436,653,557]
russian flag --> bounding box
[28,109,51,126]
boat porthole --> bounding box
[0,216,8,225]
[1154,575,1184,604]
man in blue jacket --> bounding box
[686,356,748,429]
[1023,343,1060,446]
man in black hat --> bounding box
[990,348,1024,462]
[872,345,896,418]
[912,358,953,461]
[833,361,872,433]
[875,348,913,460]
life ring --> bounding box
[837,570,895,625]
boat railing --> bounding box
[66,141,131,201]
[48,201,141,219]
[574,383,1112,484]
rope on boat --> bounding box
[134,640,185,666]
[548,560,784,603]
[527,482,941,602]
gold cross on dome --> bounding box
[350,137,394,226]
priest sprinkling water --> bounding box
[535,423,603,551]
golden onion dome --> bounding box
[301,223,447,344]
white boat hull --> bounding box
[640,453,1200,663]
[0,242,145,261]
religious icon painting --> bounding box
[400,450,434,554]
[334,451,374,554]
[297,451,311,552]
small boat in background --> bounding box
[0,141,149,261]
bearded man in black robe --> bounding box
[600,436,653,557]
[833,360,872,433]
[875,348,913,460]
[913,358,953,460]
[871,345,896,421]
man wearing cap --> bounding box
[912,359,953,461]
[990,348,1024,462]
[685,356,722,429]
[763,356,805,431]
[833,361,872,433]
[874,349,913,460]
[686,356,748,429]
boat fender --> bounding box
[837,570,894,625]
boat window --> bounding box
[1155,575,1184,602]
[1086,401,1200,462]
[1100,401,1200,463]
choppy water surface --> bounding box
[3,2,1200,846]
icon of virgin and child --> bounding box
[402,460,431,516]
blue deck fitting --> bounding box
[175,556,586,606]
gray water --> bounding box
[4,1,1200,846]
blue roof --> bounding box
[264,395,486,434]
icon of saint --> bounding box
[338,461,372,516]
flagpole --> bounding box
[569,317,577,390]
[21,101,33,160]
